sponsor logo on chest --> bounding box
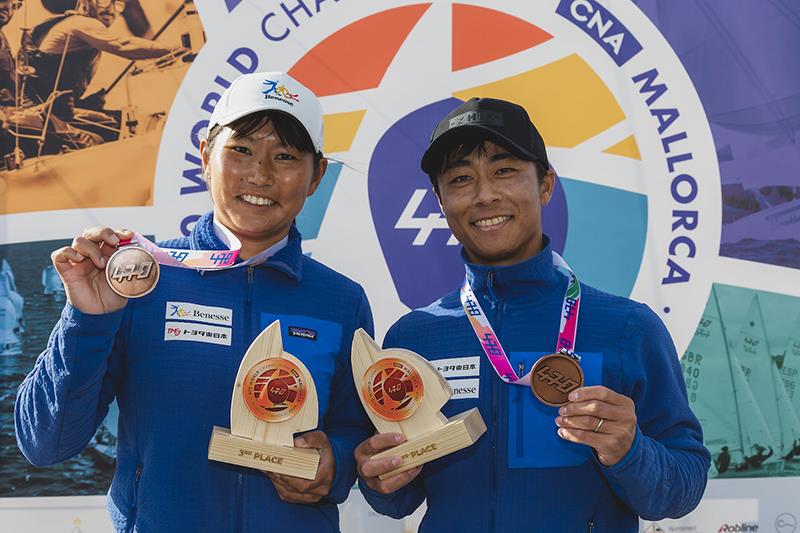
[164,322,232,346]
[164,302,233,345]
[434,356,481,400]
[166,301,233,326]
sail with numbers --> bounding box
[736,296,800,459]
[779,314,800,418]
[681,286,777,476]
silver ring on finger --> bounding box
[593,417,606,433]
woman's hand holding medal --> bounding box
[51,227,134,315]
[555,385,638,466]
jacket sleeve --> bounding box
[14,303,128,467]
[322,288,376,504]
[357,474,426,520]
[599,303,710,520]
[356,318,427,519]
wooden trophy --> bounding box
[208,320,320,480]
[352,329,486,479]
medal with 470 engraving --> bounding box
[362,358,424,422]
[105,246,159,298]
[243,358,307,423]
[530,352,584,407]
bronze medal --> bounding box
[105,246,159,298]
[530,352,584,406]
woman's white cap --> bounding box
[209,72,324,153]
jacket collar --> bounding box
[463,235,564,301]
[189,211,304,282]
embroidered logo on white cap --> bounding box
[209,71,324,152]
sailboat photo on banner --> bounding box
[682,286,782,478]
[736,294,800,466]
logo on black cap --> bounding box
[448,110,504,129]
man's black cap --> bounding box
[420,97,549,175]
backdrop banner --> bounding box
[1,1,798,531]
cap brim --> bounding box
[420,124,542,175]
[210,108,322,153]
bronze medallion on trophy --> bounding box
[362,357,424,421]
[105,246,160,298]
[530,352,584,407]
[243,358,308,423]
[352,330,486,479]
[208,320,320,480]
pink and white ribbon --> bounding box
[459,252,582,387]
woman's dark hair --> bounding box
[206,110,324,168]
[427,130,546,193]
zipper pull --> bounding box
[486,271,498,307]
[516,362,526,400]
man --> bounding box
[715,445,731,474]
[16,0,180,153]
[355,98,710,531]
[0,0,19,107]
[0,0,19,161]
[739,444,773,471]
[23,0,177,107]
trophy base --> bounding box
[208,426,320,480]
[372,408,487,479]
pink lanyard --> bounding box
[120,223,247,270]
[459,252,582,387]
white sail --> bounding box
[779,313,800,434]
[737,295,800,458]
[42,265,65,296]
[0,296,21,355]
[682,288,776,471]
[1,258,17,291]
[0,267,24,328]
[727,346,779,457]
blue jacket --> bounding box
[360,239,709,532]
[15,212,374,533]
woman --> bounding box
[15,72,374,532]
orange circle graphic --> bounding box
[362,358,423,421]
[243,358,307,423]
